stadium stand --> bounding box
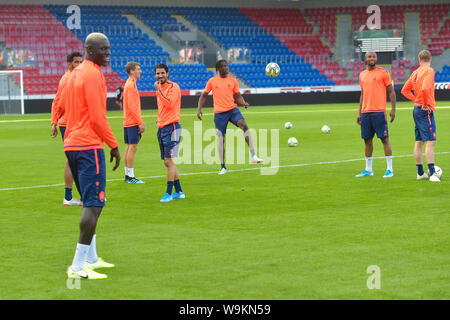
[47,5,216,91]
[0,4,86,95]
[435,65,450,82]
[181,7,333,86]
[420,3,448,46]
[427,18,450,55]
[240,8,349,85]
[1,3,449,95]
[392,59,412,83]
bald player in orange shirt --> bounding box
[64,33,121,280]
[123,61,146,184]
[50,51,83,206]
[197,60,263,175]
[154,64,185,203]
[356,51,396,178]
[401,50,439,182]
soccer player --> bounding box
[155,63,185,203]
[197,60,263,175]
[51,51,83,206]
[63,33,121,279]
[123,62,146,184]
[401,50,439,182]
[356,51,396,178]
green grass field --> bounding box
[1,101,449,300]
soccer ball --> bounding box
[285,122,293,129]
[265,62,280,77]
[288,137,298,147]
[321,125,331,133]
[428,165,442,178]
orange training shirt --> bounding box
[156,80,181,128]
[51,70,71,126]
[62,60,118,151]
[123,77,143,127]
[359,67,392,113]
[401,65,435,111]
[204,75,240,113]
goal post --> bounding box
[0,70,25,115]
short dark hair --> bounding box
[67,51,82,63]
[126,62,141,74]
[215,59,228,71]
[154,63,169,73]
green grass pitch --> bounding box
[0,101,449,299]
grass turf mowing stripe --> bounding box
[1,105,449,123]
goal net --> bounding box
[0,70,24,115]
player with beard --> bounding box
[356,51,396,178]
[155,63,185,203]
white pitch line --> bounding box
[1,151,449,191]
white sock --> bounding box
[71,243,90,271]
[365,157,373,172]
[87,234,99,264]
[125,167,129,176]
[386,156,393,171]
[128,167,135,178]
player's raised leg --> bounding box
[236,118,263,164]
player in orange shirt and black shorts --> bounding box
[401,50,439,182]
[50,51,83,206]
[123,62,146,184]
[356,52,396,178]
[197,60,263,175]
[154,64,185,203]
[62,33,121,280]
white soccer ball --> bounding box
[265,62,280,77]
[285,121,293,129]
[288,137,298,147]
[428,165,442,178]
[321,125,331,133]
